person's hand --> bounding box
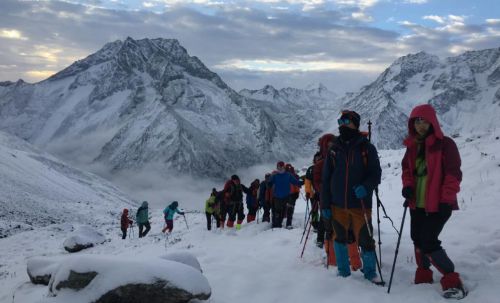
[180,212,185,215]
[353,185,367,199]
[402,186,414,200]
[321,208,331,220]
[305,192,311,200]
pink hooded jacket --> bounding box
[402,104,462,212]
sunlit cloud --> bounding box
[423,15,445,24]
[486,19,500,25]
[333,0,379,9]
[215,58,386,72]
[24,70,56,80]
[351,11,373,22]
[0,29,28,40]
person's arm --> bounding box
[321,150,334,210]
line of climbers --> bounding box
[204,162,304,231]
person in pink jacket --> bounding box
[401,104,466,299]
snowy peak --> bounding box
[341,47,500,149]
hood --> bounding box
[404,104,444,145]
[170,201,179,209]
[318,133,335,157]
[123,208,129,213]
[141,201,148,208]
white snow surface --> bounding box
[1,130,500,303]
[45,254,210,303]
[160,251,203,272]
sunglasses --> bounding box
[414,117,429,124]
[338,118,351,126]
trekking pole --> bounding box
[300,200,317,244]
[360,198,385,285]
[376,189,382,267]
[387,202,408,294]
[182,214,189,230]
[304,197,310,228]
[300,216,314,258]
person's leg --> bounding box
[121,228,127,239]
[351,208,377,281]
[143,221,151,237]
[286,194,297,228]
[138,224,144,238]
[332,207,351,277]
[410,208,433,283]
[206,212,212,230]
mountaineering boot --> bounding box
[441,272,467,300]
[236,223,241,230]
[348,242,362,271]
[361,249,384,286]
[333,241,350,277]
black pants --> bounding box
[121,228,127,239]
[138,222,151,238]
[272,196,288,228]
[410,206,451,254]
[206,212,220,230]
[228,201,245,223]
[286,193,299,227]
[262,201,271,222]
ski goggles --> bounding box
[337,118,351,126]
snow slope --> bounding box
[1,130,499,302]
[0,131,135,238]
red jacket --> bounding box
[402,104,462,213]
[313,134,335,207]
[121,210,133,229]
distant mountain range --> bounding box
[0,37,338,178]
[0,37,499,178]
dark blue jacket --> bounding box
[269,171,302,199]
[321,134,381,210]
[258,182,267,207]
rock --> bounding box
[27,256,67,285]
[48,255,211,302]
[63,226,106,253]
[160,251,203,272]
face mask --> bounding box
[339,126,358,141]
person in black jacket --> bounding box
[321,110,382,284]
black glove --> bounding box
[180,212,185,215]
[402,186,414,200]
[438,203,452,216]
[305,192,311,200]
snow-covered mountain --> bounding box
[0,130,134,238]
[341,48,500,148]
[0,37,328,179]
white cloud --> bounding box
[0,29,28,40]
[403,0,427,4]
[486,19,500,25]
[351,11,373,22]
[215,58,386,72]
[333,0,379,8]
[423,15,445,24]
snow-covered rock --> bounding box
[27,256,68,285]
[63,226,106,253]
[46,255,211,303]
[160,251,203,272]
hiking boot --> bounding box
[236,224,241,230]
[316,241,324,249]
[286,225,293,230]
[443,286,467,300]
[370,276,385,286]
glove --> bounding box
[179,212,185,215]
[402,186,414,200]
[353,185,367,199]
[322,215,333,235]
[321,208,332,220]
[438,203,452,216]
[305,192,311,200]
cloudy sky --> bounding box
[0,0,499,94]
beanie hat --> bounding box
[231,174,240,181]
[277,161,285,169]
[340,110,361,129]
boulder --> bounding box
[48,255,211,303]
[27,256,67,285]
[63,226,106,253]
